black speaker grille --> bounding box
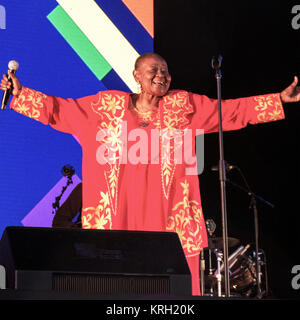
[52,273,171,295]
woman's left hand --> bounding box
[280,76,300,103]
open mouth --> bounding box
[152,80,165,86]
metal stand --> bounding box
[200,249,205,295]
[206,219,217,296]
[207,245,214,296]
[51,164,75,214]
[215,249,223,297]
[211,55,230,297]
[249,196,262,297]
[226,166,274,298]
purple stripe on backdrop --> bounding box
[21,175,82,228]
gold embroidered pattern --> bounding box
[254,94,284,123]
[92,93,125,119]
[82,191,112,229]
[166,179,204,257]
[160,129,184,199]
[12,87,48,120]
[86,92,126,229]
[132,106,160,125]
[162,92,193,130]
[160,91,193,199]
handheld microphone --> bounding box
[1,60,19,110]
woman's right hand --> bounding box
[0,71,22,96]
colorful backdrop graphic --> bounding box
[0,0,153,234]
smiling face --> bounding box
[133,54,171,97]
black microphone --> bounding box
[1,60,19,110]
[211,55,223,71]
[211,162,236,172]
[61,164,75,179]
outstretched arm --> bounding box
[187,76,300,133]
[1,71,98,138]
[188,91,284,133]
[280,76,300,104]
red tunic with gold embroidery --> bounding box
[11,87,284,295]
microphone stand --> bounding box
[226,167,274,298]
[52,165,75,214]
[211,55,230,297]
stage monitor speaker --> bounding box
[0,227,191,296]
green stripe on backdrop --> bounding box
[47,5,112,80]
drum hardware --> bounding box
[203,218,264,298]
[203,218,264,297]
[215,244,251,297]
[200,249,205,296]
[228,245,257,296]
[204,244,259,297]
[215,249,223,297]
[220,244,250,273]
[252,249,269,298]
[206,236,241,296]
[205,219,216,296]
[252,249,262,292]
[211,238,242,297]
[208,237,241,250]
[203,249,224,297]
[205,219,241,297]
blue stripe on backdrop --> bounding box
[102,68,132,93]
[0,1,104,234]
[95,0,153,54]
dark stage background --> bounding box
[155,0,300,299]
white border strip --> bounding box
[57,0,140,92]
